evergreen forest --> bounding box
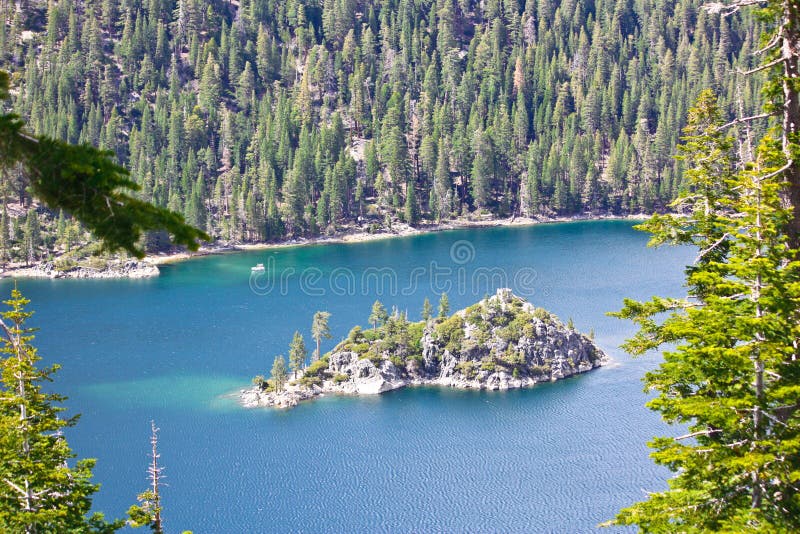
[0,0,769,261]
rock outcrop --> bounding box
[241,289,607,409]
[2,260,159,279]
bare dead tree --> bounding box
[148,421,164,534]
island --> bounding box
[241,288,607,409]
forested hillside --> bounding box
[0,0,765,259]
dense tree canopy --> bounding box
[609,0,800,529]
[0,0,768,262]
[0,70,207,258]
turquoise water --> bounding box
[4,221,692,532]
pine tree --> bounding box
[270,355,288,392]
[438,293,450,319]
[421,297,433,321]
[198,55,221,115]
[0,71,207,258]
[369,300,388,330]
[288,331,307,378]
[311,311,332,362]
[0,290,122,532]
[471,130,494,210]
[404,180,418,225]
[127,421,164,534]
[1,0,775,256]
[609,92,800,530]
[21,210,40,266]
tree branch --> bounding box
[675,428,723,440]
[739,56,786,76]
[0,317,19,350]
[695,232,731,263]
[758,161,792,182]
[719,112,777,130]
[753,30,783,56]
[704,0,768,16]
[4,478,27,497]
[761,409,790,428]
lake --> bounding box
[3,220,693,532]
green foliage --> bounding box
[406,322,424,359]
[288,331,307,377]
[0,72,208,258]
[502,347,526,368]
[455,360,476,379]
[303,357,330,378]
[332,373,349,384]
[347,326,364,342]
[435,314,465,353]
[2,0,765,260]
[270,355,288,392]
[0,289,123,532]
[127,490,160,532]
[404,180,418,225]
[528,364,550,377]
[127,421,164,534]
[609,91,800,531]
[438,293,450,319]
[466,304,484,325]
[532,307,553,324]
[502,310,536,341]
[368,300,388,329]
[296,375,322,388]
[488,308,511,328]
[311,311,332,362]
[421,297,433,321]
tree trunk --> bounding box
[783,1,800,247]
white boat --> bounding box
[251,263,265,272]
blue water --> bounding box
[3,221,692,532]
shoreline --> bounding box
[1,213,647,279]
[240,359,609,410]
[150,212,647,265]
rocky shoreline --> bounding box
[1,259,159,279]
[241,289,608,409]
[1,213,644,279]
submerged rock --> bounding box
[242,289,608,409]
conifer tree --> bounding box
[1,0,774,256]
[288,331,307,378]
[127,421,164,534]
[0,290,122,532]
[368,300,388,330]
[0,71,208,258]
[438,293,450,319]
[310,311,332,362]
[270,355,288,392]
[0,205,9,268]
[421,297,433,321]
[609,92,800,531]
[404,180,418,225]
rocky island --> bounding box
[241,289,607,409]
